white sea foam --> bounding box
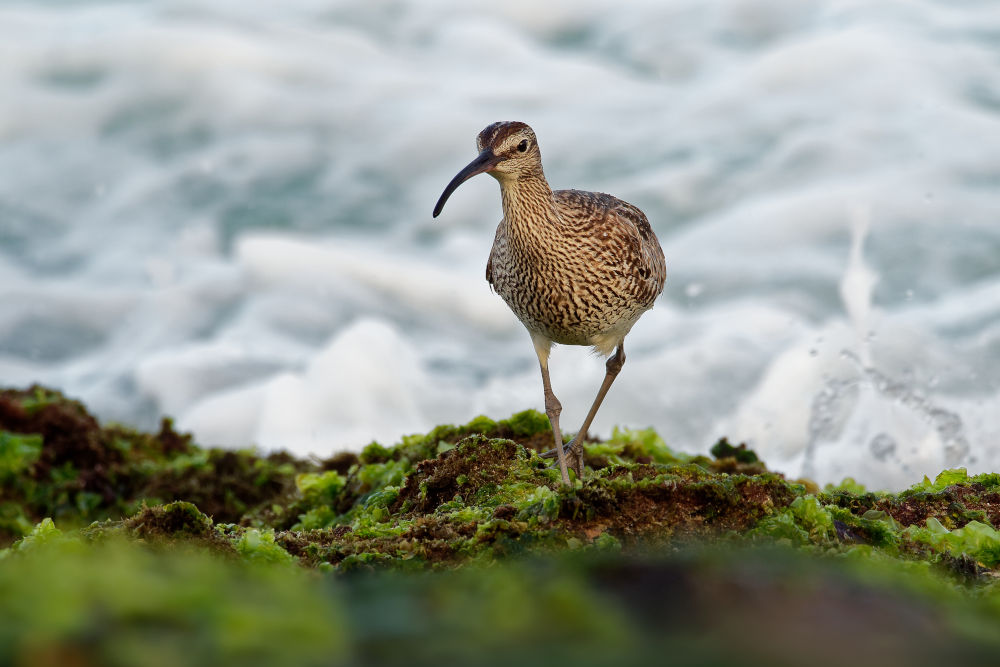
[0,0,998,488]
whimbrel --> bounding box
[433,121,666,485]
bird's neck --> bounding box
[497,173,558,230]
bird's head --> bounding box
[433,121,541,218]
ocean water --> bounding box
[1,0,998,489]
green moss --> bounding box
[0,536,346,666]
[8,384,1000,597]
[0,387,304,545]
[603,426,683,464]
[515,485,562,524]
[709,437,759,463]
[8,535,1000,666]
[294,505,339,531]
[288,457,410,532]
[365,486,400,510]
[824,477,867,494]
[360,440,394,464]
[9,517,64,553]
[496,410,550,437]
[789,496,835,540]
[590,532,622,552]
[124,500,214,538]
[350,515,412,539]
[296,470,346,505]
[0,431,42,480]
[0,502,33,543]
[339,550,396,572]
[234,528,297,565]
[834,507,903,549]
[11,384,1000,664]
[17,385,67,416]
[357,459,408,491]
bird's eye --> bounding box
[517,139,529,153]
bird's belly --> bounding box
[491,265,650,350]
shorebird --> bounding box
[432,121,666,485]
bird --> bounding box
[432,121,666,486]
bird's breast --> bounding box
[486,221,657,346]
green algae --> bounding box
[6,384,1000,582]
[0,386,306,545]
[0,430,42,479]
[709,436,759,463]
[5,529,1000,667]
[5,385,1000,665]
[583,425,683,467]
[911,467,983,494]
[234,527,297,565]
[747,468,1000,575]
[905,518,1000,568]
[0,533,345,667]
[7,516,63,554]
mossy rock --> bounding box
[5,385,1000,665]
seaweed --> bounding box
[0,386,308,545]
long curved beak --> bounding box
[432,149,501,218]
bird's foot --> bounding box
[540,438,582,460]
[542,439,585,478]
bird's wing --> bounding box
[553,189,666,301]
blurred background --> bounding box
[0,0,998,489]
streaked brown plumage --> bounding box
[433,121,666,485]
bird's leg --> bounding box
[540,361,572,486]
[533,338,571,486]
[543,343,626,477]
